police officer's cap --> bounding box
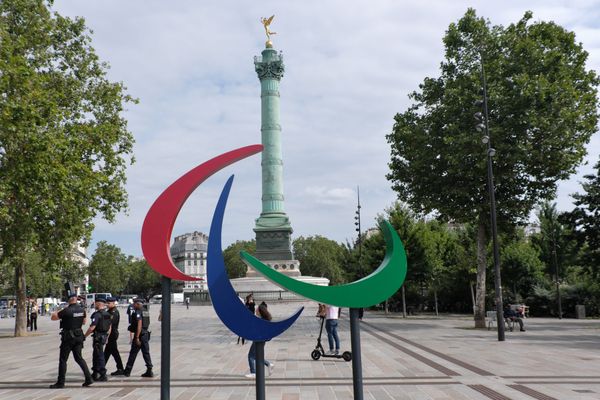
[95,298,107,303]
[106,296,117,302]
[133,298,145,304]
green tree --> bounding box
[223,240,256,279]
[0,0,135,336]
[125,258,161,299]
[565,157,600,278]
[293,236,345,284]
[386,9,599,327]
[88,241,129,295]
[500,230,544,302]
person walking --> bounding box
[123,298,153,377]
[325,304,340,355]
[238,293,256,345]
[245,301,275,378]
[29,301,38,331]
[185,297,190,310]
[238,293,256,346]
[49,294,93,388]
[84,298,112,381]
[104,297,125,376]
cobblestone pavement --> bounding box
[1,302,599,399]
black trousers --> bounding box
[104,336,124,370]
[126,331,153,370]
[57,337,92,384]
[29,315,37,331]
[92,335,108,376]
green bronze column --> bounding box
[252,41,297,270]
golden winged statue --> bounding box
[261,15,277,45]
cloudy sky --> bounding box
[52,0,600,258]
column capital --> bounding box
[254,49,285,81]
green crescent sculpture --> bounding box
[240,220,407,308]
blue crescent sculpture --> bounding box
[207,174,304,341]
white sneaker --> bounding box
[245,373,255,379]
[326,350,335,355]
[268,363,275,376]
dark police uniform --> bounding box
[52,301,92,387]
[104,298,125,374]
[90,305,112,379]
[124,301,153,376]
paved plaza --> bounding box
[1,302,599,400]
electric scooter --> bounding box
[310,316,352,361]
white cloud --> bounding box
[50,0,600,257]
[304,186,356,206]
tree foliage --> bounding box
[0,0,135,335]
[88,241,129,294]
[387,9,598,225]
[386,9,598,326]
[565,157,600,278]
[293,236,345,284]
[223,240,256,279]
[125,258,161,299]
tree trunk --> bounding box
[14,254,28,337]
[470,282,476,316]
[474,221,487,328]
[434,289,439,317]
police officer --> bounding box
[105,297,126,376]
[50,293,93,388]
[84,298,112,381]
[124,298,153,377]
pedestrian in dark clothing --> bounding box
[504,304,526,332]
[238,293,255,345]
[105,297,125,376]
[185,297,190,310]
[30,302,38,331]
[84,298,112,381]
[245,301,274,378]
[49,294,93,388]
[124,298,153,378]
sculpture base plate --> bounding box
[230,275,330,297]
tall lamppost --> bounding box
[354,186,362,262]
[474,56,505,342]
[551,225,563,319]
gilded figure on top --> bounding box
[261,15,276,45]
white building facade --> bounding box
[170,231,208,292]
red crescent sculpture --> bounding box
[141,145,263,280]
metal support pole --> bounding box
[401,285,407,318]
[350,308,363,400]
[255,341,266,400]
[161,277,172,400]
[480,59,505,342]
[552,241,562,319]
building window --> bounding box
[194,260,197,266]
[188,260,191,266]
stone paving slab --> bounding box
[1,302,599,399]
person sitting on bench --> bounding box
[504,304,525,332]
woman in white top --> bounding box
[325,305,340,355]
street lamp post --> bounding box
[474,56,505,342]
[354,186,362,261]
[552,233,563,319]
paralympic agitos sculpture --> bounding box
[141,144,407,342]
